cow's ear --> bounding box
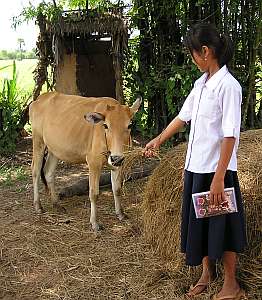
[84,112,105,124]
[130,96,142,114]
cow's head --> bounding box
[84,97,142,167]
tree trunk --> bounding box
[242,0,261,128]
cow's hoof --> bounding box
[91,223,104,232]
[117,212,128,221]
[35,205,45,214]
[53,203,67,214]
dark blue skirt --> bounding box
[181,170,247,266]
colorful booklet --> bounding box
[192,187,238,218]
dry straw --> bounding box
[139,129,262,297]
[120,148,159,180]
[1,131,260,299]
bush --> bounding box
[0,61,28,154]
[0,49,37,60]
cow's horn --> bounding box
[131,96,142,114]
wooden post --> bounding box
[112,33,124,103]
[32,13,49,101]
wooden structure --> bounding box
[33,8,128,103]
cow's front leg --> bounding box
[88,165,102,232]
[111,168,126,221]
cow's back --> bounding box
[30,92,118,163]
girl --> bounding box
[144,23,247,300]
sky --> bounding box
[0,0,42,51]
[0,0,134,51]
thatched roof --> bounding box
[46,11,128,40]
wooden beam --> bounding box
[59,163,158,199]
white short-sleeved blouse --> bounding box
[178,65,242,173]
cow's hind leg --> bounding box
[43,152,65,213]
[32,135,45,213]
[88,163,103,232]
[111,169,126,221]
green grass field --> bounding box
[0,59,37,93]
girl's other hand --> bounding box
[143,136,161,157]
[209,177,225,208]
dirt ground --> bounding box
[1,137,258,300]
[0,137,194,300]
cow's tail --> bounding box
[41,147,48,191]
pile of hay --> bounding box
[120,148,159,183]
[141,129,262,297]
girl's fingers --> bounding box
[143,149,155,158]
[213,193,218,207]
[209,192,214,206]
[217,193,222,206]
[221,191,226,202]
[210,192,225,209]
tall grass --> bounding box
[0,61,29,154]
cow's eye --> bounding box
[128,123,132,129]
[103,123,108,129]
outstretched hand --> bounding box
[143,136,161,158]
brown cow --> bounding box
[29,92,142,231]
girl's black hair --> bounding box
[184,23,233,67]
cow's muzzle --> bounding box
[110,155,124,167]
